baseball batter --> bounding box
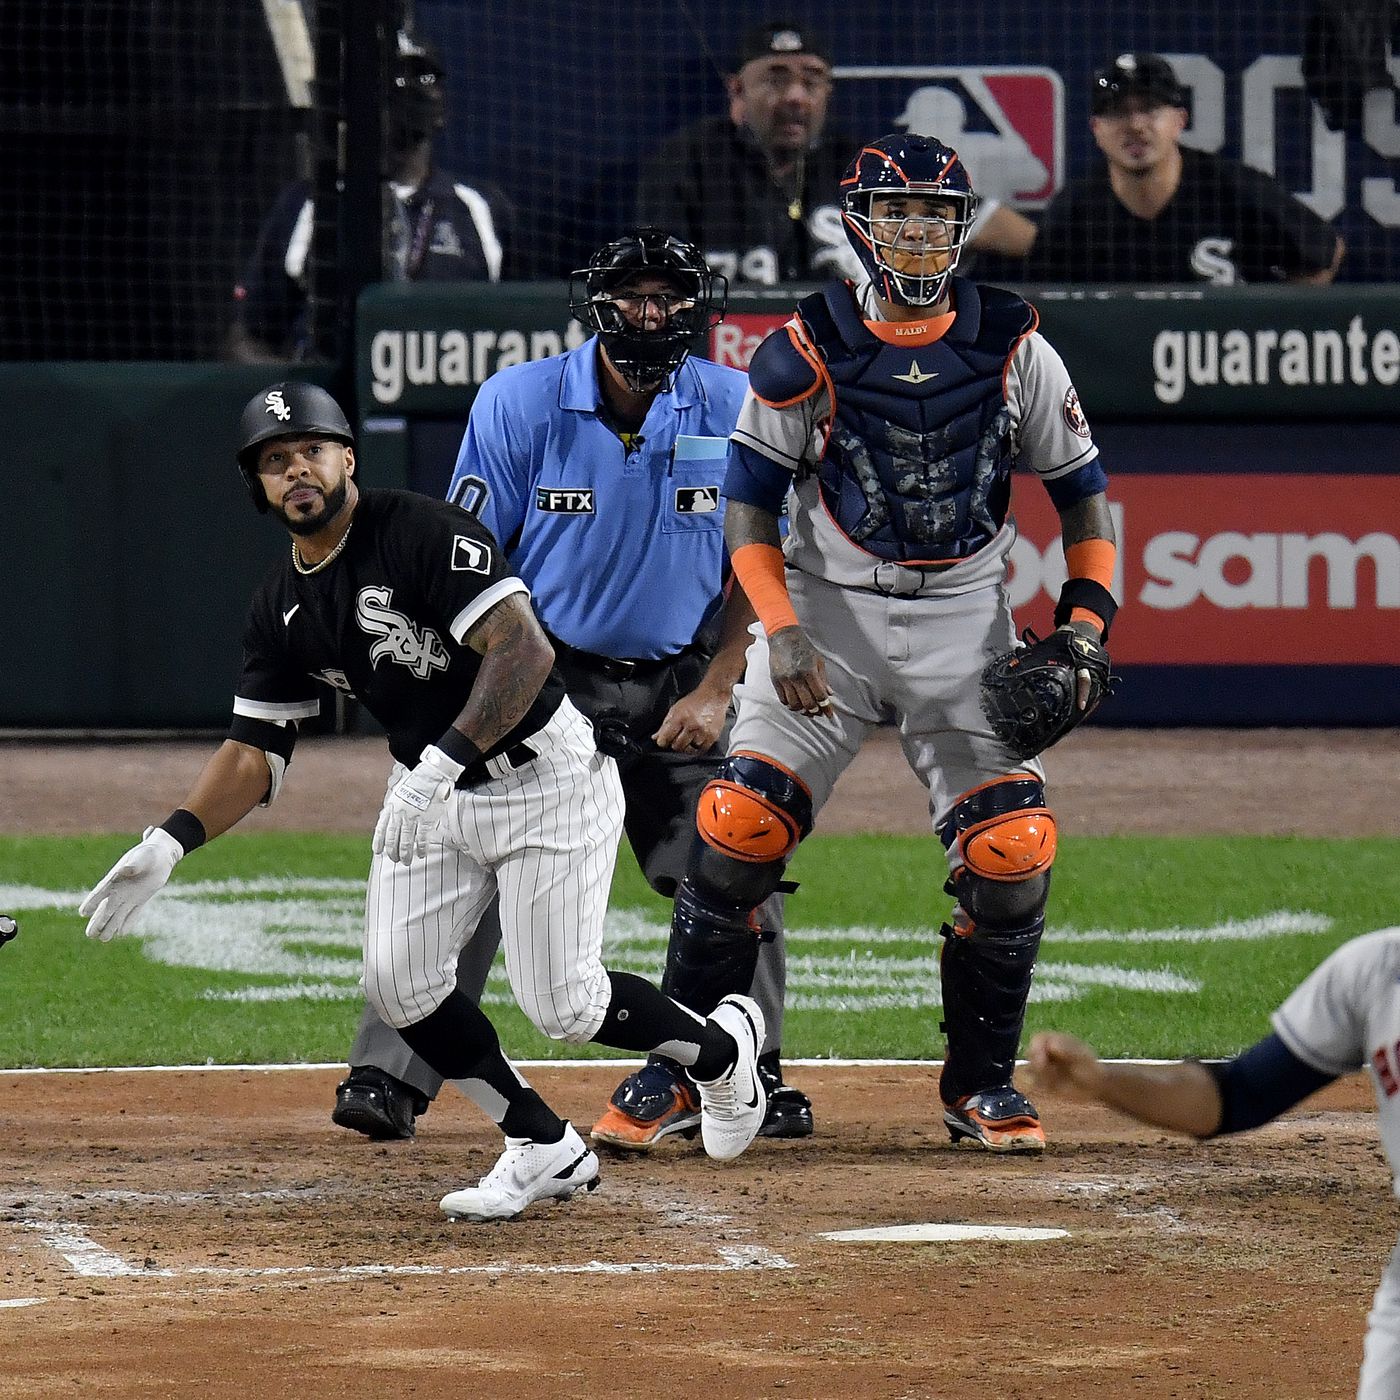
[644,133,1119,1153]
[1026,926,1400,1399]
[78,381,768,1221]
[334,229,812,1150]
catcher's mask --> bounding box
[840,133,979,308]
[569,229,727,392]
[236,381,355,512]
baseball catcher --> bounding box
[980,626,1116,761]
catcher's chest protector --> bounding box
[797,278,1033,563]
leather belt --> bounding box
[455,736,537,789]
[546,632,694,681]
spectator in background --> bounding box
[636,20,853,288]
[637,20,1035,289]
[1026,53,1343,285]
[226,31,513,362]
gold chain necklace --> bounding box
[291,521,353,576]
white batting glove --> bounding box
[372,749,458,865]
[78,827,184,942]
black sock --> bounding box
[594,970,735,1078]
[397,988,564,1142]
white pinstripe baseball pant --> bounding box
[362,696,626,1043]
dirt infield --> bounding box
[3,728,1398,1398]
[4,726,1399,836]
[2,1065,1387,1400]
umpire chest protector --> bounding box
[768,278,1034,563]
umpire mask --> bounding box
[569,229,727,391]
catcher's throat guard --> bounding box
[979,628,1116,761]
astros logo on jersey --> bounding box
[264,389,292,421]
[851,65,1064,209]
[1062,387,1091,438]
[356,585,451,679]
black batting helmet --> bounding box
[236,381,354,511]
[568,229,727,391]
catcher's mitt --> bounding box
[979,628,1115,760]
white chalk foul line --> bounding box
[180,1245,792,1279]
[0,1298,47,1309]
[23,1222,168,1278]
[20,1220,791,1280]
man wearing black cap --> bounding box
[636,20,857,287]
[1027,52,1343,284]
[227,31,515,361]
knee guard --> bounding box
[696,752,812,866]
[940,774,1055,937]
[936,776,1056,1102]
[663,754,812,1016]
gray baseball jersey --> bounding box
[726,282,1101,837]
[1270,926,1400,1400]
[732,282,1099,592]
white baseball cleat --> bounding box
[439,1123,600,1222]
[694,994,767,1162]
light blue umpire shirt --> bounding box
[447,335,749,660]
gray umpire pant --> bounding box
[345,647,786,1100]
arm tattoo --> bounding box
[724,499,783,551]
[1058,491,1115,548]
[454,596,552,751]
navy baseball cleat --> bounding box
[591,1060,701,1151]
[331,1066,430,1141]
[943,1086,1046,1153]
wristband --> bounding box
[427,728,483,781]
[1056,539,1119,638]
[1053,578,1118,638]
[159,808,207,856]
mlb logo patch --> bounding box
[675,486,719,514]
[839,65,1064,208]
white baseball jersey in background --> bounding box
[1270,926,1400,1400]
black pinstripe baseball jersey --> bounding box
[234,488,565,769]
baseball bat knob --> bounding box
[0,915,17,947]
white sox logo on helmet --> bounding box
[356,585,450,679]
[265,390,292,421]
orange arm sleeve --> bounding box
[1063,538,1118,631]
[730,542,799,636]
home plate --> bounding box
[819,1223,1068,1243]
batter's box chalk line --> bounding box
[14,1218,793,1284]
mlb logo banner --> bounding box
[834,65,1065,209]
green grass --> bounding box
[0,832,1394,1068]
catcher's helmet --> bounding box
[839,134,979,308]
[569,229,727,391]
[236,381,354,512]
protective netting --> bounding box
[3,0,1396,361]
